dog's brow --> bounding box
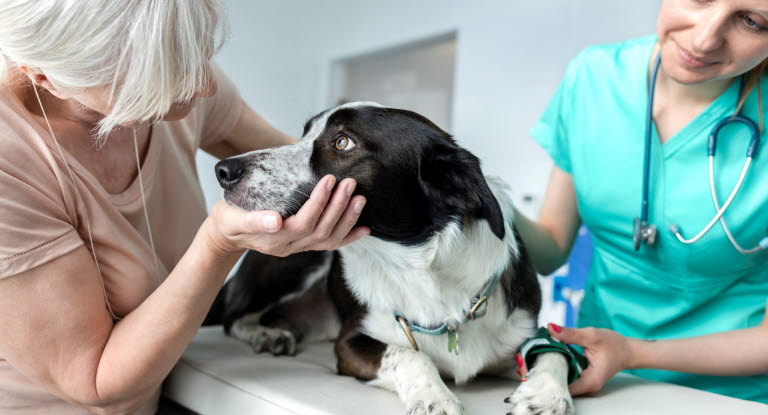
[303,110,330,137]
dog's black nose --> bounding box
[215,158,245,190]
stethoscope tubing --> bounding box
[640,53,662,224]
[672,156,752,244]
[638,51,766,253]
[708,157,763,254]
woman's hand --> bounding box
[203,174,370,257]
[546,323,633,396]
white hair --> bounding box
[0,0,229,137]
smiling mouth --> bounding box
[675,42,718,69]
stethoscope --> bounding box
[633,53,768,254]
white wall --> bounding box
[199,0,663,215]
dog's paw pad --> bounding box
[406,399,464,415]
[231,321,297,356]
[505,373,574,415]
[251,327,297,356]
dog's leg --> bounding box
[374,346,464,415]
[505,352,574,415]
[335,327,464,415]
[229,311,298,356]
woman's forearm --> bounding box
[513,208,572,275]
[627,323,768,376]
[513,166,582,275]
[93,218,241,407]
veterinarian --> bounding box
[0,1,369,414]
[516,0,768,404]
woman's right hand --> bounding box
[203,174,370,258]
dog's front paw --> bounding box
[405,398,464,415]
[505,372,574,415]
[231,321,297,356]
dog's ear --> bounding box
[418,142,505,240]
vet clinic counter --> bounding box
[163,327,768,414]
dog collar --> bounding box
[393,270,503,354]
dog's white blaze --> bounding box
[340,178,536,384]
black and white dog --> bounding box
[205,103,574,415]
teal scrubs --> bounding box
[531,35,768,403]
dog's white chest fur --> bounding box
[339,178,537,383]
[362,302,534,383]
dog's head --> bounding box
[215,102,504,245]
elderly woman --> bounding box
[0,1,369,414]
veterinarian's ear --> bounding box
[419,143,505,240]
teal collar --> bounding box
[393,270,503,351]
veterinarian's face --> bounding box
[657,0,768,84]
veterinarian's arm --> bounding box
[202,101,297,159]
[513,166,581,275]
[547,306,768,395]
[0,175,367,414]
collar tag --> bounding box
[447,330,459,355]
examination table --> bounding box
[163,326,768,414]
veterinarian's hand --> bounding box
[204,175,370,257]
[546,323,632,396]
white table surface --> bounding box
[164,326,768,415]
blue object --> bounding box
[553,226,592,327]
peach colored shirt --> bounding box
[0,66,243,414]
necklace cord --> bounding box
[32,85,160,320]
[133,130,161,281]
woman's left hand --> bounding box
[516,323,635,396]
[547,323,633,396]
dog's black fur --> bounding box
[204,103,554,414]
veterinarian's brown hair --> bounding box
[735,57,768,131]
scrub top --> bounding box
[531,34,768,403]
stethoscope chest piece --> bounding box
[633,217,657,251]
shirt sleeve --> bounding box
[0,148,82,278]
[197,63,245,149]
[529,52,585,174]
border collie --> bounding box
[205,102,574,415]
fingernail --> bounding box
[504,397,511,404]
[550,323,562,333]
[354,199,365,213]
[521,378,526,382]
[346,181,356,196]
[326,176,336,191]
[516,354,523,368]
[262,214,277,231]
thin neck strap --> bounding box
[32,86,160,320]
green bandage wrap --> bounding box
[518,327,589,384]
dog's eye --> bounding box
[334,135,356,152]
